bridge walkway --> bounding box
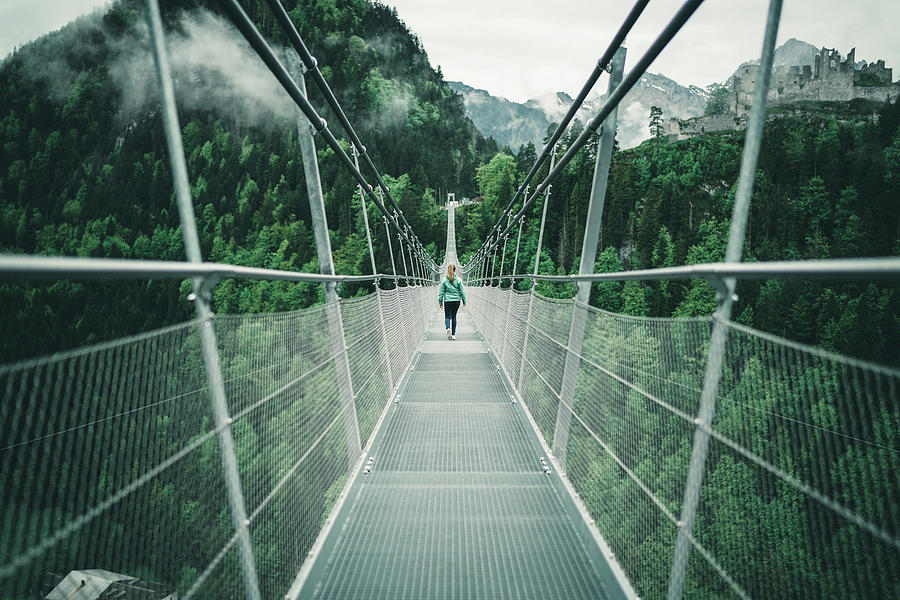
[296,293,625,598]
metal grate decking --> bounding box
[401,372,509,401]
[415,352,496,372]
[297,311,622,599]
[425,329,482,342]
[375,404,537,471]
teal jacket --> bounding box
[438,276,466,304]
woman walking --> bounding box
[438,264,466,340]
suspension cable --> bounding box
[220,0,433,269]
[464,0,652,267]
[261,0,425,258]
[469,0,705,265]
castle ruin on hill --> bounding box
[666,47,899,141]
[731,46,898,112]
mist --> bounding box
[21,7,297,130]
[113,10,295,127]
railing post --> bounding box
[410,242,418,283]
[382,211,398,282]
[532,149,556,286]
[499,227,509,286]
[398,232,409,285]
[497,232,510,363]
[419,247,425,283]
[351,146,394,395]
[515,145,558,379]
[414,243,423,283]
[552,47,626,471]
[421,246,427,282]
[352,144,378,278]
[511,189,527,286]
[487,236,500,340]
[490,236,498,284]
[412,234,420,284]
[383,214,410,364]
[502,193,526,374]
[514,286,532,392]
[421,244,428,279]
[667,1,782,597]
[478,252,486,286]
[145,2,261,597]
[288,52,361,465]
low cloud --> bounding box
[22,8,298,129]
[617,101,651,149]
[113,10,295,127]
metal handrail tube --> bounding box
[0,254,438,284]
[477,0,706,259]
[467,0,651,264]
[220,0,427,259]
[466,256,900,284]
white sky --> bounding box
[2,0,898,103]
[0,0,112,57]
[382,0,900,102]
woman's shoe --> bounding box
[446,328,452,340]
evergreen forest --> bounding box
[0,0,497,363]
[1,0,898,598]
[457,100,900,367]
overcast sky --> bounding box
[2,0,898,103]
[383,0,900,102]
[0,0,112,56]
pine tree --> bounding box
[649,106,664,139]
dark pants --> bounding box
[444,300,461,335]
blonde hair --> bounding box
[447,264,456,283]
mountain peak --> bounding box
[454,72,707,150]
[773,38,820,67]
[734,38,819,73]
[521,91,580,124]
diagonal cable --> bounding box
[261,0,428,266]
[467,0,706,265]
[471,0,651,263]
[220,0,431,265]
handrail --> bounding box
[0,254,436,284]
[467,257,900,285]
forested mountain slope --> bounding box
[456,101,900,366]
[0,0,497,362]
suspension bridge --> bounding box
[2,0,899,599]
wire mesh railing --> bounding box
[0,284,435,598]
[467,284,900,599]
[454,0,900,595]
[4,0,899,596]
[1,0,444,595]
